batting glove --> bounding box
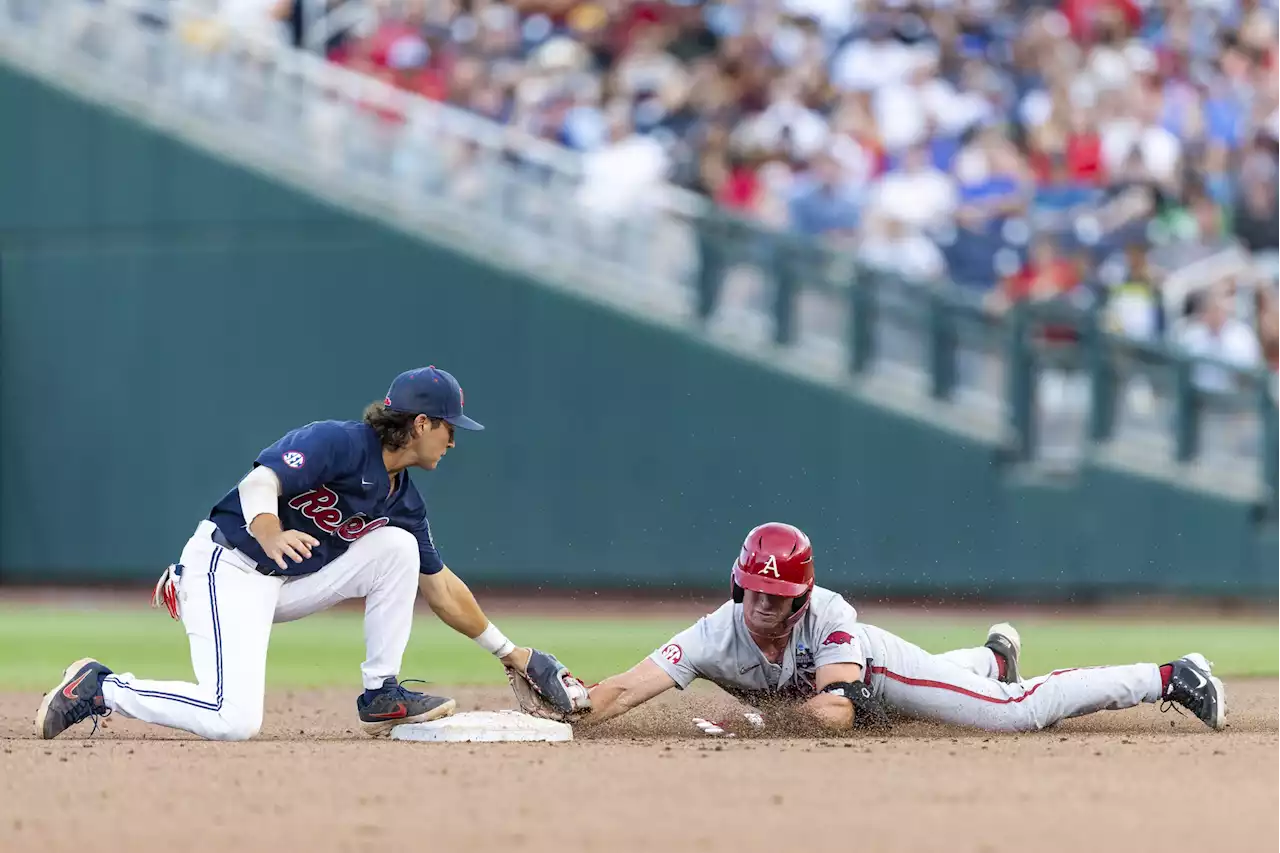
[692,711,766,737]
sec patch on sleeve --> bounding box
[282,451,306,469]
[660,643,683,664]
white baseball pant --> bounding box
[857,624,1163,732]
[101,520,420,740]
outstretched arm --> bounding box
[799,662,865,730]
[579,658,679,726]
[755,662,867,735]
[418,568,590,718]
[417,568,529,671]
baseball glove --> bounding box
[821,681,892,731]
[506,649,592,721]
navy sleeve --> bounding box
[408,513,445,575]
[256,422,359,496]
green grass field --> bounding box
[0,605,1275,690]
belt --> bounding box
[210,526,279,576]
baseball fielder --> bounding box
[36,366,590,741]
[559,522,1225,735]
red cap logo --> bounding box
[758,554,781,577]
[822,631,853,647]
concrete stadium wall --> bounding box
[1,64,1274,596]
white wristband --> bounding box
[474,623,516,659]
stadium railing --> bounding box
[692,209,1278,512]
[0,0,708,308]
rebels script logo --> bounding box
[288,486,389,542]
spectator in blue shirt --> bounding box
[787,154,861,240]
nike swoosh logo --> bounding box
[368,702,408,719]
[62,670,91,700]
[1187,669,1207,689]
[361,479,373,487]
[738,663,762,675]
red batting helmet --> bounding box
[731,522,815,628]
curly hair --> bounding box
[362,401,445,450]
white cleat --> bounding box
[985,623,1022,684]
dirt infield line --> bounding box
[1,682,1276,853]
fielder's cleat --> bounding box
[985,623,1022,684]
[35,658,113,740]
[1161,653,1226,731]
[357,677,456,737]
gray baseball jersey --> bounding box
[649,589,1169,732]
[649,585,864,704]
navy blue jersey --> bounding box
[208,420,444,577]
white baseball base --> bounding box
[390,710,573,743]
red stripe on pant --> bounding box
[870,666,1080,704]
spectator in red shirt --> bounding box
[1060,0,1142,45]
[1064,110,1106,185]
[987,236,1084,343]
[716,157,762,213]
[999,238,1080,303]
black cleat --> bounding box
[357,677,456,737]
[985,623,1022,684]
[35,658,113,740]
[1161,654,1226,731]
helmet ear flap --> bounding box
[731,580,745,603]
[790,590,810,614]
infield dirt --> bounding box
[1,679,1275,853]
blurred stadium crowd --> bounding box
[100,0,1280,375]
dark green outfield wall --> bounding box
[2,63,1273,596]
